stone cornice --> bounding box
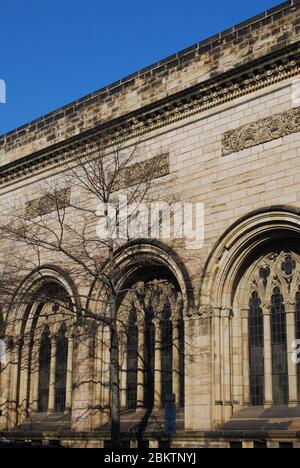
[0,42,299,188]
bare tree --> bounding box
[0,136,185,447]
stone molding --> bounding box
[222,106,300,156]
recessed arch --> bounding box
[88,241,191,412]
[202,207,300,414]
[5,265,80,338]
[4,266,78,421]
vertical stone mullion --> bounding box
[137,323,145,408]
[120,328,127,409]
[286,302,298,407]
[221,308,233,421]
[48,334,57,412]
[29,338,40,413]
[8,340,19,428]
[241,308,250,405]
[172,320,181,407]
[213,308,222,425]
[65,332,74,413]
[153,319,162,408]
[18,337,31,423]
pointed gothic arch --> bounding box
[200,207,300,422]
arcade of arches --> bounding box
[2,213,300,445]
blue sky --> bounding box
[0,0,281,135]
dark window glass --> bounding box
[138,440,149,449]
[38,326,51,413]
[125,282,184,410]
[161,302,172,407]
[55,323,68,412]
[279,442,293,449]
[281,256,296,276]
[249,292,264,406]
[254,441,267,449]
[230,442,243,449]
[271,288,289,405]
[159,439,171,449]
[144,320,155,408]
[127,309,138,410]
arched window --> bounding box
[127,309,138,410]
[243,252,300,407]
[248,291,264,406]
[124,279,184,411]
[144,311,155,409]
[38,326,51,413]
[55,323,68,412]
[271,287,289,405]
[161,301,173,407]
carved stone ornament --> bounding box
[222,106,300,156]
[124,279,183,323]
[25,187,71,219]
[186,304,213,319]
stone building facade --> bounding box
[1,0,300,448]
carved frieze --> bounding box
[25,187,71,219]
[112,153,169,192]
[222,106,300,156]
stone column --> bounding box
[18,337,31,423]
[120,329,128,409]
[221,308,233,421]
[7,339,21,428]
[30,338,40,412]
[137,322,145,408]
[71,323,94,431]
[286,302,298,407]
[213,308,222,425]
[0,338,12,430]
[241,308,250,405]
[101,326,111,425]
[172,319,181,407]
[48,334,57,412]
[185,309,212,432]
[263,304,273,407]
[153,319,162,408]
[65,332,74,413]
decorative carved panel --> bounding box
[112,153,169,192]
[222,107,300,156]
[25,187,71,219]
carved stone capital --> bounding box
[213,307,222,318]
[262,302,271,315]
[285,301,296,313]
[240,308,249,319]
[221,308,234,319]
